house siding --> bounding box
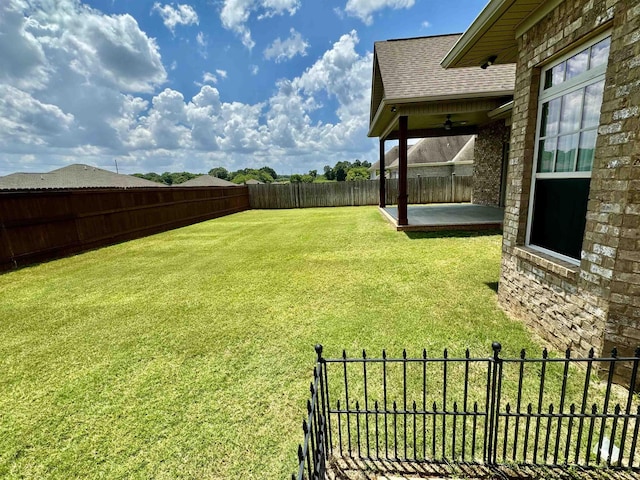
[499,0,640,377]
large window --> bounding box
[526,33,611,263]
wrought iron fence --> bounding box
[293,343,640,479]
[292,358,327,480]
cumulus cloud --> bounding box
[0,85,74,147]
[152,3,199,33]
[264,28,309,63]
[344,0,415,25]
[220,0,300,49]
[0,0,376,176]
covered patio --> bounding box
[369,34,515,227]
[380,203,504,232]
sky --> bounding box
[0,0,488,177]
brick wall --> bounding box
[472,121,508,206]
[499,0,640,367]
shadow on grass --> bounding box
[485,281,499,293]
[404,229,502,240]
[330,455,640,479]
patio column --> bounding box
[398,115,408,226]
[379,138,385,208]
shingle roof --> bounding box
[369,145,403,171]
[177,175,237,187]
[451,136,476,163]
[374,34,515,102]
[387,135,473,169]
[0,164,165,189]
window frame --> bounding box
[525,30,611,265]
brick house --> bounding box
[441,0,640,374]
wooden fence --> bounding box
[0,186,249,271]
[248,176,472,209]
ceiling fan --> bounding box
[443,114,468,131]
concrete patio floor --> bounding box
[380,203,504,232]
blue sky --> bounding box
[0,0,487,177]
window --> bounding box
[526,34,611,263]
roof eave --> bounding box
[440,0,514,69]
[368,90,514,138]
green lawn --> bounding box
[0,207,541,479]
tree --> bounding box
[259,166,277,180]
[208,167,229,180]
[346,167,370,181]
[300,174,314,183]
[323,165,335,181]
[289,174,303,183]
[308,169,317,178]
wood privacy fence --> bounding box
[0,186,249,271]
[249,177,472,209]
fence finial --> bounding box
[492,342,502,360]
[315,344,323,362]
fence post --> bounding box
[487,342,502,465]
[315,344,330,457]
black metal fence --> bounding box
[293,343,640,479]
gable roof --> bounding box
[387,135,473,169]
[451,136,476,163]
[0,164,165,190]
[369,34,516,138]
[177,175,237,187]
[368,144,404,171]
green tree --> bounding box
[346,167,370,181]
[308,169,317,178]
[208,167,229,180]
[289,174,303,183]
[259,166,277,180]
[323,165,335,181]
[300,174,314,183]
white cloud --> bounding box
[344,0,415,25]
[152,3,199,33]
[264,28,309,63]
[220,0,300,49]
[196,31,208,58]
[0,2,376,177]
[421,20,431,28]
[202,72,219,84]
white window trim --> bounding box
[525,31,611,265]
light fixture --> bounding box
[481,55,498,69]
[444,115,452,131]
[390,105,397,112]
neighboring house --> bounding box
[368,34,516,225]
[387,135,475,179]
[244,179,264,185]
[177,175,237,187]
[440,0,640,373]
[368,145,400,179]
[0,164,164,189]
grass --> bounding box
[0,206,544,479]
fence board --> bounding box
[0,186,249,271]
[249,177,472,209]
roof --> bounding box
[369,145,402,171]
[441,0,555,68]
[451,136,476,163]
[0,164,165,190]
[387,135,473,169]
[177,175,237,187]
[369,34,515,138]
[244,179,263,185]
